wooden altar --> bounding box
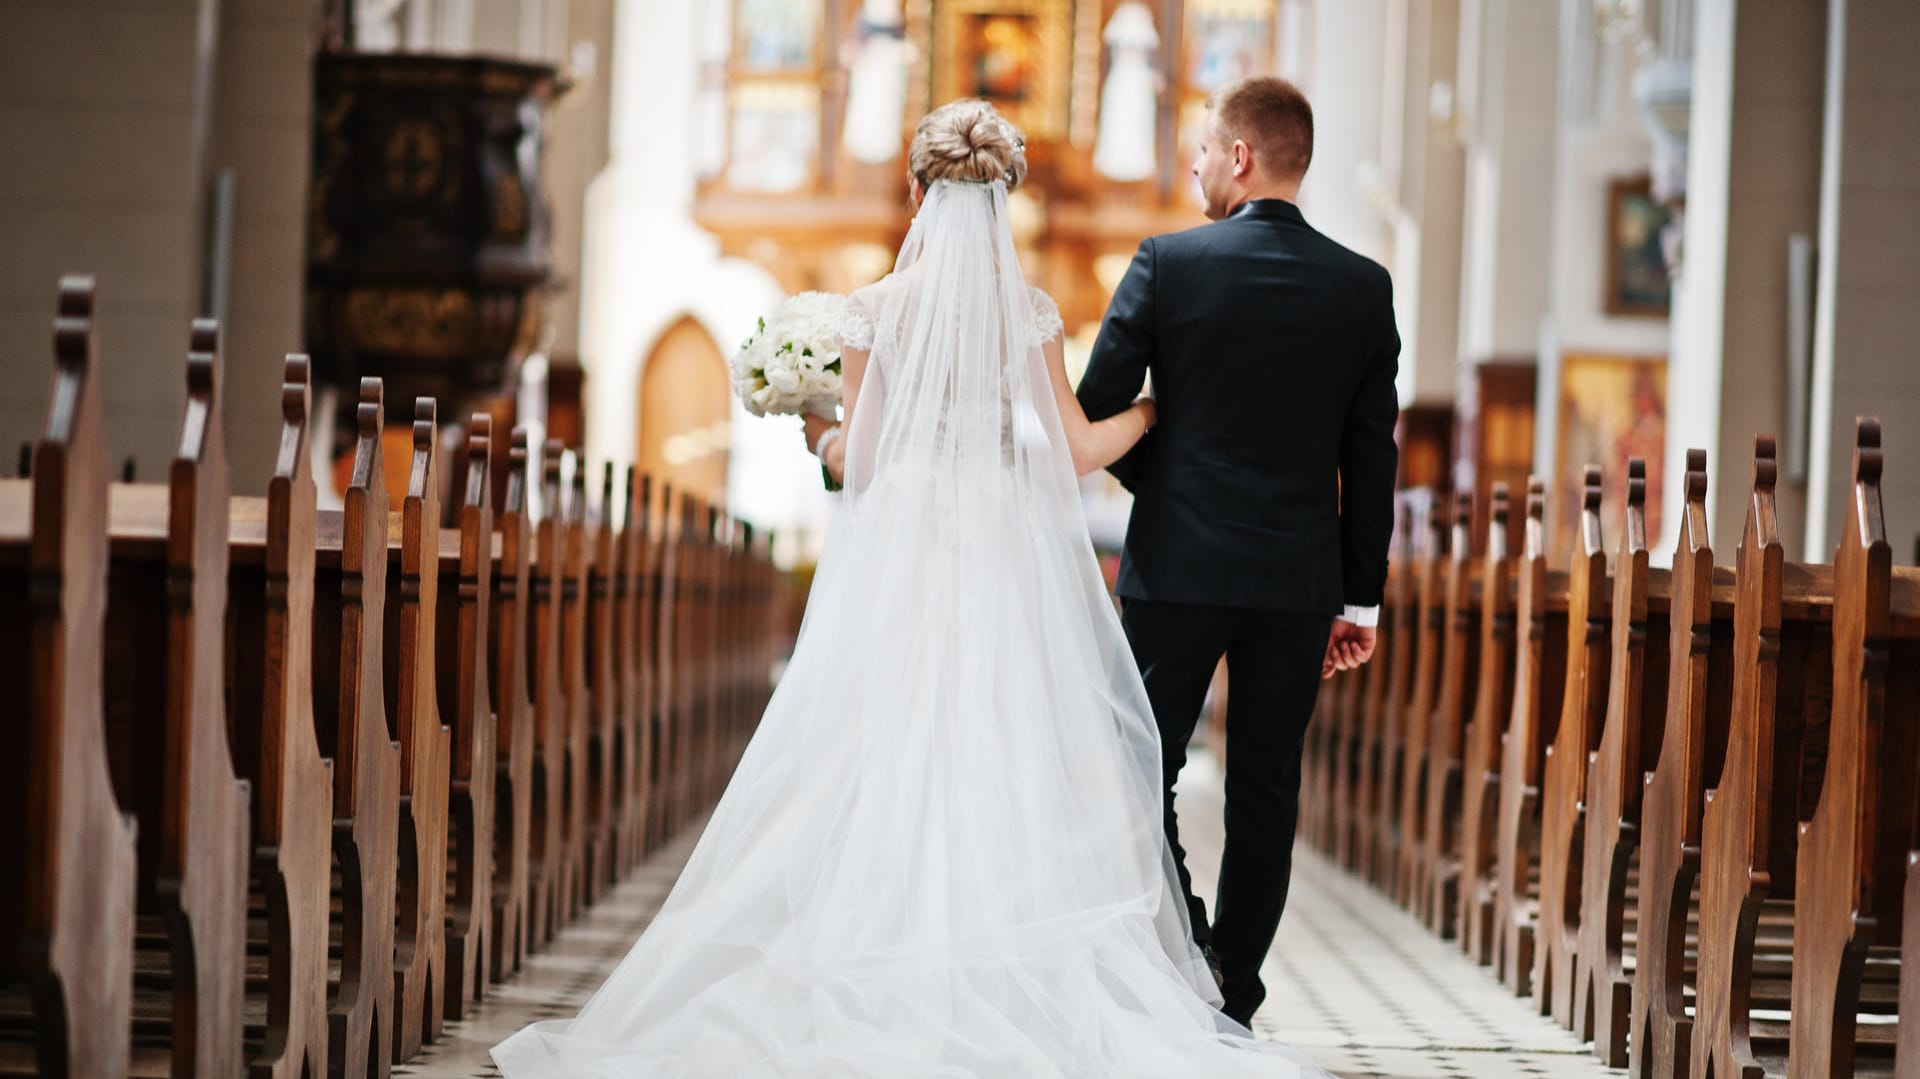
[694,0,1285,338]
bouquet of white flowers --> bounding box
[732,291,845,420]
[732,291,847,488]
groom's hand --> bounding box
[1322,619,1377,679]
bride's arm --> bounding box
[1043,335,1154,476]
[815,346,869,483]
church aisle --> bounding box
[405,747,1616,1079]
[1179,749,1614,1079]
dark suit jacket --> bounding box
[1076,198,1400,615]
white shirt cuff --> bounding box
[1341,604,1379,628]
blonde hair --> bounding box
[909,99,1029,191]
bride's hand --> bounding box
[824,431,848,484]
[1133,396,1157,430]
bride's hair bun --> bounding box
[910,99,1028,191]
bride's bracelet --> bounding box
[815,424,844,460]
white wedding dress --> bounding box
[492,179,1324,1078]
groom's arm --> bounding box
[1339,270,1402,614]
[1076,238,1157,490]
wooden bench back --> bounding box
[1790,418,1919,1077]
[1458,483,1515,963]
[0,276,139,1078]
[488,427,537,978]
[440,415,496,1017]
[1628,450,1732,1079]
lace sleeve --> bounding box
[837,296,877,352]
[1030,288,1064,345]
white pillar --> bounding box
[1377,0,1466,406]
[1456,0,1560,365]
[1804,0,1920,557]
[1669,0,1824,558]
[1294,0,1391,266]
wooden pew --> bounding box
[1458,483,1516,965]
[1306,639,1360,862]
[438,416,496,1018]
[1421,489,1481,937]
[1367,495,1423,889]
[1787,418,1916,1078]
[557,456,592,917]
[1347,581,1391,877]
[583,463,620,897]
[388,400,451,1061]
[1325,649,1368,867]
[713,515,742,803]
[646,483,679,853]
[1629,451,1732,1079]
[526,443,567,946]
[698,505,725,808]
[751,527,777,737]
[225,356,333,1079]
[312,379,401,1078]
[1574,458,1673,1065]
[709,512,744,800]
[101,323,252,1077]
[1903,610,1920,1077]
[1303,650,1335,855]
[623,472,658,865]
[488,428,538,979]
[1494,478,1565,996]
[608,468,649,879]
[1693,436,1831,1079]
[1535,466,1610,1031]
[1351,504,1410,886]
[667,493,698,837]
[1395,495,1448,912]
[0,277,139,1077]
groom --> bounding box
[1076,76,1400,1025]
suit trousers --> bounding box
[1121,598,1333,1024]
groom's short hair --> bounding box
[1210,77,1314,180]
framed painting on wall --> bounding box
[1185,1,1273,93]
[1553,353,1667,560]
[932,0,1072,139]
[735,0,824,74]
[1604,175,1674,317]
[726,82,821,193]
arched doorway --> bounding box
[638,316,732,506]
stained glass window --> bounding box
[736,0,824,73]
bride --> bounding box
[492,100,1325,1078]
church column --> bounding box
[1290,0,1392,266]
[544,0,617,384]
[206,0,327,491]
[1381,0,1468,408]
[1803,0,1920,557]
[1452,0,1558,540]
[0,0,221,480]
[1455,0,1558,368]
[1669,0,1825,556]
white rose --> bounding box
[765,363,801,395]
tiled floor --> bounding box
[406,748,1615,1078]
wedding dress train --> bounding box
[491,179,1324,1078]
